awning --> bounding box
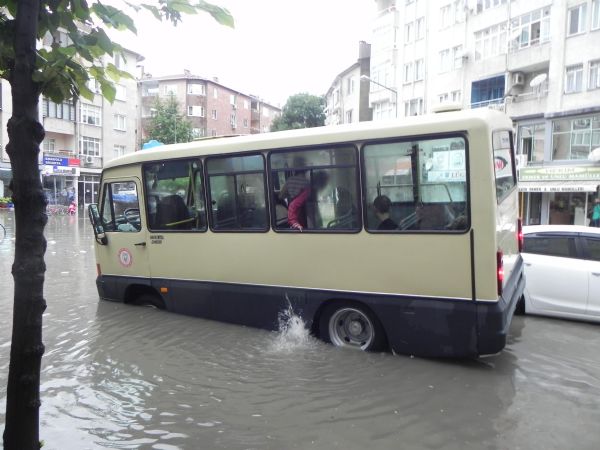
[518,181,600,193]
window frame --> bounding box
[205,152,269,233]
[523,233,580,259]
[99,180,142,233]
[589,60,600,90]
[142,157,208,233]
[360,131,471,235]
[113,113,127,131]
[267,144,362,234]
[567,3,588,36]
[565,64,584,93]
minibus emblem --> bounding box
[118,248,133,267]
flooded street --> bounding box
[1,211,600,449]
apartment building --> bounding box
[368,0,600,225]
[139,72,281,142]
[324,41,373,125]
[0,31,143,211]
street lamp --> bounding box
[361,75,398,118]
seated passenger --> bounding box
[373,195,398,230]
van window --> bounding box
[207,154,268,231]
[363,136,469,231]
[143,159,206,231]
[100,181,141,232]
[493,130,516,202]
[270,146,360,231]
[523,235,576,258]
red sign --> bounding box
[68,158,80,167]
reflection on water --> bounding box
[1,212,600,449]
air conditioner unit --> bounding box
[512,72,525,86]
[232,104,237,110]
[85,155,94,164]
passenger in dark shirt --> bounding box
[373,195,398,230]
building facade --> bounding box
[0,44,142,211]
[324,41,373,125]
[139,72,281,142]
[371,0,600,225]
[2,67,279,209]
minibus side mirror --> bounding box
[88,204,108,245]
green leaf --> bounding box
[197,1,234,28]
[105,63,121,81]
[99,80,116,103]
[78,84,95,102]
[94,28,115,54]
[140,4,161,20]
[171,1,198,15]
[57,46,77,58]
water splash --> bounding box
[271,300,313,352]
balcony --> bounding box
[507,41,551,73]
[470,98,505,112]
[505,82,548,118]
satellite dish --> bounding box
[529,73,547,87]
[588,147,600,162]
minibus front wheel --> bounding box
[319,302,387,352]
[127,290,165,310]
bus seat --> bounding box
[216,192,236,228]
[156,194,190,230]
[327,187,357,229]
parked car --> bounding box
[518,225,600,323]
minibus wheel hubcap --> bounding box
[329,307,374,350]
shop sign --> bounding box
[42,165,80,176]
[520,184,595,192]
[42,155,81,167]
[519,166,600,182]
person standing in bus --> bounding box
[373,195,398,230]
[280,170,310,230]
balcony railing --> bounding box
[470,98,505,111]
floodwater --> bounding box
[1,210,600,450]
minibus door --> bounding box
[95,177,151,282]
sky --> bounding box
[118,0,376,107]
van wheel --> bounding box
[319,303,387,351]
[132,293,165,309]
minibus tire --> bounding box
[133,293,165,309]
[319,303,387,352]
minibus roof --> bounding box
[105,109,511,170]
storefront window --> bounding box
[519,123,545,162]
[549,192,589,225]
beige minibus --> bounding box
[89,108,524,357]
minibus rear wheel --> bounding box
[319,302,387,352]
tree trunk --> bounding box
[3,0,47,449]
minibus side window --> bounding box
[269,146,360,232]
[100,181,141,232]
[206,154,268,231]
[363,136,469,232]
[143,159,207,231]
